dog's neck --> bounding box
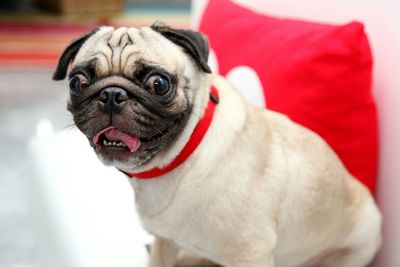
[121,86,219,179]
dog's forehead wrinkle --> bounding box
[107,27,133,74]
[92,52,111,76]
[108,27,128,46]
[73,26,186,78]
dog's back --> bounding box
[210,74,381,267]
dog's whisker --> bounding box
[60,124,77,130]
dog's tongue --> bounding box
[93,126,140,152]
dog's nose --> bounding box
[99,87,129,113]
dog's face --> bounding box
[53,23,211,170]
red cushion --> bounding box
[199,0,378,193]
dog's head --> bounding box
[53,23,211,171]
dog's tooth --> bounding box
[103,140,108,146]
[112,142,117,146]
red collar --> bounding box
[124,86,219,179]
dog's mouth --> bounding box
[93,126,141,153]
[92,125,173,154]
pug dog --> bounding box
[53,23,382,267]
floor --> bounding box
[0,68,70,267]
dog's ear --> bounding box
[53,27,100,81]
[151,22,212,73]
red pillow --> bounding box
[199,0,378,193]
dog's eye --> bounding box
[69,74,88,96]
[146,75,170,96]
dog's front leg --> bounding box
[225,236,276,267]
[148,237,179,267]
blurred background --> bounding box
[0,1,189,266]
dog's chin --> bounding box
[95,149,154,170]
[94,144,158,169]
[91,138,165,169]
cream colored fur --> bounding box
[129,75,382,267]
[70,26,382,267]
